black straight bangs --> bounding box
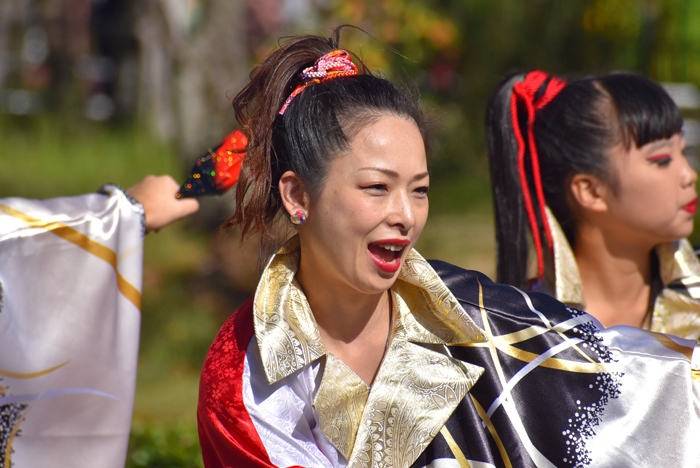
[598,73,683,149]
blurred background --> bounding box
[2,0,700,466]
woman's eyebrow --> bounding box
[646,140,671,152]
[359,167,399,177]
[359,167,430,180]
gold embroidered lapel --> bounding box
[652,240,700,340]
[347,337,483,468]
[545,207,585,307]
[342,250,486,467]
[540,208,700,340]
[254,237,325,384]
[313,354,370,459]
[254,239,487,467]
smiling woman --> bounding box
[197,29,478,468]
[196,30,700,468]
[287,115,429,385]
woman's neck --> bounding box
[573,224,653,328]
[295,261,392,386]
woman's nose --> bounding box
[681,154,698,188]
[387,192,415,231]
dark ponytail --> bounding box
[224,27,428,257]
[487,71,683,288]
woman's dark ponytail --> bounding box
[487,72,531,289]
[225,35,340,240]
[487,71,683,288]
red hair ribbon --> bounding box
[279,49,359,115]
[510,71,567,279]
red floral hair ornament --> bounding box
[510,71,567,279]
[278,49,359,115]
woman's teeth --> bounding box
[368,243,405,265]
[376,243,403,252]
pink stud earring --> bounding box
[290,210,307,224]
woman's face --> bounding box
[298,114,429,296]
[602,133,697,246]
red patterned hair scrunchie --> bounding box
[279,49,359,115]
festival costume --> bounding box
[198,237,700,468]
[532,208,700,341]
[0,186,144,468]
[508,71,700,341]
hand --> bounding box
[127,175,199,232]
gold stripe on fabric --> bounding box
[485,322,598,366]
[477,279,509,390]
[496,326,546,344]
[491,339,603,373]
[492,310,598,367]
[469,394,512,468]
[439,426,472,468]
[456,340,602,373]
[0,204,141,310]
[641,330,694,361]
[692,369,700,384]
[3,406,28,468]
[562,336,599,365]
[0,361,69,379]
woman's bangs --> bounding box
[602,74,683,148]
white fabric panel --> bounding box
[243,337,346,468]
[586,325,700,467]
[0,187,144,468]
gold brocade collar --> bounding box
[538,207,700,340]
[253,236,487,467]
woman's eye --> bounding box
[414,186,430,197]
[648,154,671,166]
[361,184,388,192]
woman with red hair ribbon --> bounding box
[487,70,700,340]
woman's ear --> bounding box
[279,171,309,216]
[570,173,609,213]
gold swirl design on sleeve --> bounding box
[3,405,29,468]
[0,203,141,310]
[652,289,700,341]
[0,361,69,379]
[651,239,700,340]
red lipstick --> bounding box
[368,239,410,274]
[683,198,697,215]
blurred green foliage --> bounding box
[0,115,180,199]
[126,422,204,468]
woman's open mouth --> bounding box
[368,240,409,273]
